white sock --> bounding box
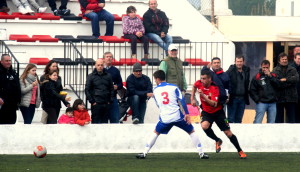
[143,132,159,155]
[190,132,204,155]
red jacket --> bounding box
[58,114,75,124]
[79,0,104,14]
[74,109,91,126]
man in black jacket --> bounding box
[85,58,114,123]
[273,53,299,123]
[226,55,250,123]
[291,52,300,123]
[249,60,279,123]
[143,0,172,55]
[0,54,21,124]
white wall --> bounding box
[0,124,299,154]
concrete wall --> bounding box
[0,124,299,154]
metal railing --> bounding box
[0,40,19,76]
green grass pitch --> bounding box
[0,153,299,172]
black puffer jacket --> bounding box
[272,64,299,103]
[0,64,21,108]
[41,79,69,109]
[85,69,114,105]
[249,70,279,103]
[143,8,169,35]
[226,64,250,105]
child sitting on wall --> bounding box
[58,107,75,124]
[73,99,91,126]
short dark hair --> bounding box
[278,52,287,62]
[65,107,74,113]
[235,55,245,61]
[1,54,10,61]
[201,70,211,78]
[73,99,84,110]
[211,57,221,62]
[295,53,300,59]
[126,6,136,14]
[261,60,270,66]
[153,70,166,80]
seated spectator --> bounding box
[79,0,114,37]
[47,0,70,16]
[41,70,71,124]
[19,63,41,124]
[126,62,153,124]
[122,6,149,59]
[58,107,75,124]
[73,99,91,126]
[0,0,10,12]
[12,0,47,14]
[143,0,172,55]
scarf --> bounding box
[26,74,37,84]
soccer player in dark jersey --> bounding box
[191,70,247,159]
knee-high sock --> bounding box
[203,128,219,142]
[229,134,242,152]
[189,132,203,155]
[143,132,159,154]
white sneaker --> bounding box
[38,7,47,13]
[25,6,34,14]
[200,153,209,159]
[18,6,27,14]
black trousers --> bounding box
[47,0,68,11]
[124,34,149,55]
[91,103,109,124]
[295,101,300,123]
[0,104,17,124]
[0,0,8,8]
[44,107,60,124]
[276,102,296,123]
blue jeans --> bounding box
[146,33,172,55]
[253,102,276,123]
[227,97,246,123]
[128,95,146,123]
[20,104,36,124]
[84,9,114,37]
[108,97,120,123]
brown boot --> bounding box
[0,6,10,13]
[144,54,149,59]
[131,54,137,59]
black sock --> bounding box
[229,134,242,152]
[203,128,219,142]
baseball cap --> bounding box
[168,44,178,51]
[133,62,142,72]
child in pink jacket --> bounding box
[73,99,91,126]
[58,107,75,124]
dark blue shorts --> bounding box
[155,120,194,134]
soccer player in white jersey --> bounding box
[136,70,209,159]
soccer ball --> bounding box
[33,145,47,158]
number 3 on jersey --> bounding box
[161,92,169,104]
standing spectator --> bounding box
[143,0,172,55]
[273,53,299,123]
[73,99,91,126]
[79,0,114,37]
[12,0,47,14]
[136,70,208,159]
[58,107,75,124]
[126,62,153,124]
[0,0,10,12]
[103,52,123,123]
[47,0,70,16]
[85,58,114,124]
[249,60,279,123]
[226,55,250,123]
[201,57,229,105]
[0,54,21,124]
[291,53,300,123]
[122,6,149,59]
[159,44,187,92]
[40,60,62,124]
[19,63,41,124]
[191,70,247,159]
[41,70,70,124]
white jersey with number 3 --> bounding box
[153,82,189,124]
